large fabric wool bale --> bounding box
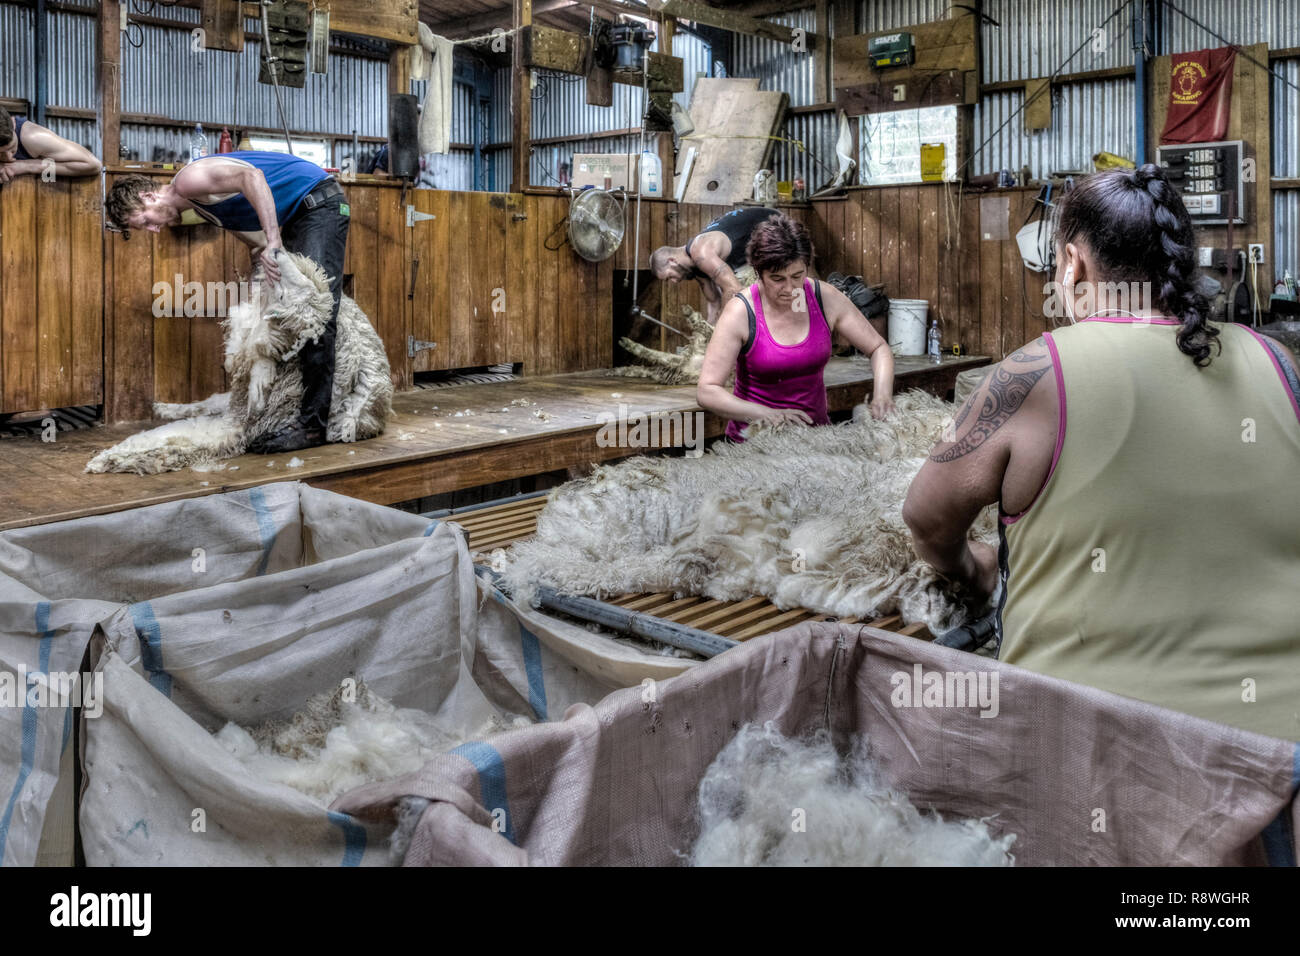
[0,482,615,867]
[335,622,1300,867]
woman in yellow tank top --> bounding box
[902,164,1300,742]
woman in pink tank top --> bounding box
[698,214,896,441]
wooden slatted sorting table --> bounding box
[446,493,936,645]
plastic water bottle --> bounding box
[927,319,942,364]
[1285,268,1296,300]
[190,123,209,162]
[639,150,662,197]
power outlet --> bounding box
[1248,243,1265,263]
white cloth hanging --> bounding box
[419,23,454,155]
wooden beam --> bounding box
[200,0,244,52]
[389,42,411,95]
[813,0,828,103]
[834,14,978,115]
[243,0,417,45]
[658,12,676,198]
[433,0,577,38]
[650,0,796,42]
[512,0,533,193]
[522,24,591,74]
[98,0,121,166]
[832,0,857,174]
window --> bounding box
[246,135,330,168]
[858,105,958,185]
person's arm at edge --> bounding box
[901,339,1053,597]
[817,281,895,418]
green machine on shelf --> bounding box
[867,32,915,68]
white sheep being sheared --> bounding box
[86,251,393,475]
[689,723,1016,867]
[502,390,997,633]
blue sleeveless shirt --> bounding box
[13,116,33,161]
[187,151,330,231]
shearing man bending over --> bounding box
[105,150,350,454]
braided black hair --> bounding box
[1054,164,1218,366]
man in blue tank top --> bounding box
[104,151,350,454]
[0,106,102,184]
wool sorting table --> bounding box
[0,353,989,533]
[444,492,937,647]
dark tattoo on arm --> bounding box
[930,346,1050,463]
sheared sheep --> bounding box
[614,265,758,386]
[86,251,393,475]
[689,722,1017,867]
[502,389,997,633]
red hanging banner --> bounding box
[1160,46,1237,144]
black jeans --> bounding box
[281,196,350,432]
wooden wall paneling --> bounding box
[806,201,831,280]
[424,187,452,372]
[537,195,560,375]
[935,183,960,340]
[487,194,512,366]
[977,200,1002,359]
[595,255,613,369]
[998,193,1024,359]
[446,193,473,369]
[105,226,156,422]
[186,229,226,401]
[857,191,881,283]
[958,192,980,357]
[375,190,410,388]
[151,222,191,404]
[70,180,104,406]
[573,255,592,371]
[344,185,379,320]
[879,188,900,299]
[918,185,940,333]
[37,186,74,409]
[842,193,862,281]
[2,180,38,412]
[505,192,534,371]
[899,186,921,299]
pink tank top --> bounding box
[725,279,833,442]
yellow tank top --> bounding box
[1000,317,1300,741]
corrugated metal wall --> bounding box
[731,8,817,107]
[857,0,952,33]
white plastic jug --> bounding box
[639,150,662,197]
[888,299,929,355]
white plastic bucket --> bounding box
[888,299,929,355]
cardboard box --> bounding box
[572,152,639,191]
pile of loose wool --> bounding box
[214,679,527,805]
[689,723,1016,867]
[504,390,996,633]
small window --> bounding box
[246,135,330,168]
[859,105,958,185]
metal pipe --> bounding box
[478,566,736,659]
[1133,0,1148,164]
[630,47,648,306]
[260,0,295,154]
[531,585,737,658]
[632,307,687,338]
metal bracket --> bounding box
[406,205,436,227]
[408,335,438,357]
